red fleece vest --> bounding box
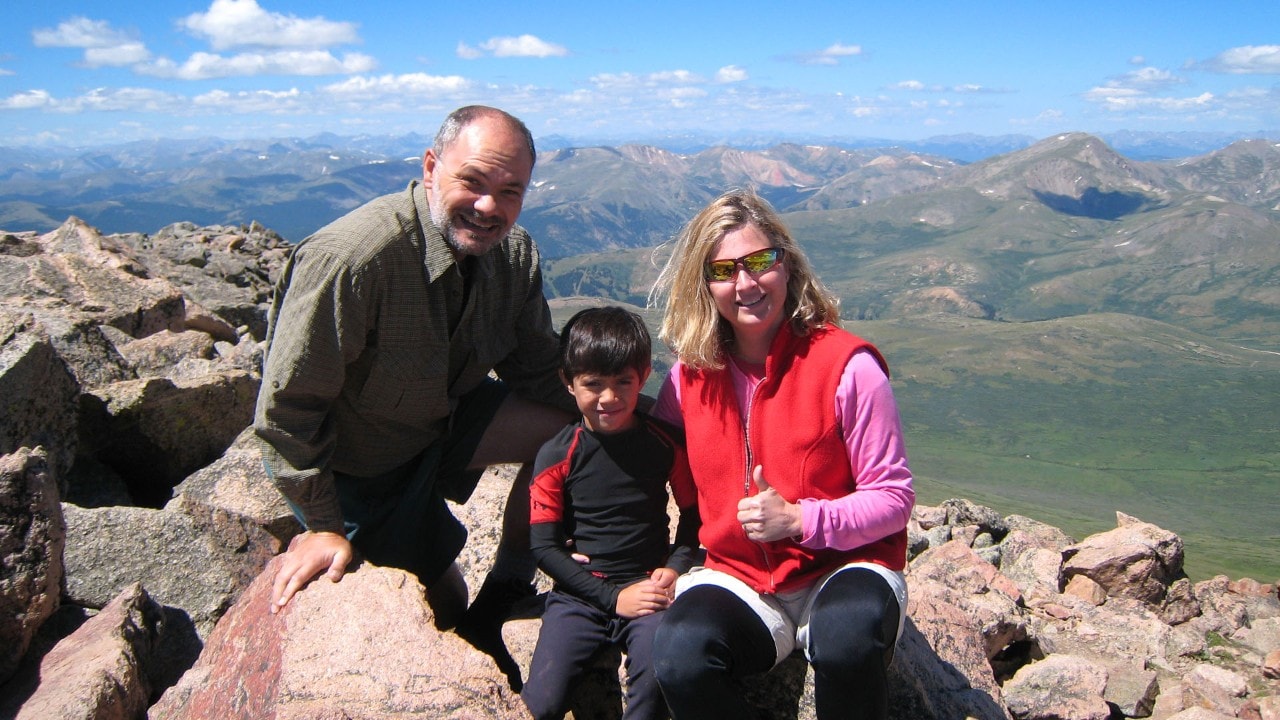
[680,324,907,594]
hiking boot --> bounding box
[454,577,542,691]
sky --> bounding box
[2,0,1278,148]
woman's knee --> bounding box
[807,568,901,670]
[653,585,773,686]
[652,594,716,688]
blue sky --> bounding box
[2,0,1278,147]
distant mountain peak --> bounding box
[948,132,1170,206]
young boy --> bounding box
[522,306,701,720]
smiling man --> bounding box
[253,106,575,687]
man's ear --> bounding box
[421,149,437,188]
[560,370,573,393]
[640,366,652,385]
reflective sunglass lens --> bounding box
[705,262,733,281]
[704,247,782,282]
[743,250,777,272]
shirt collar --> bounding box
[413,180,499,283]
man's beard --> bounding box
[429,194,504,257]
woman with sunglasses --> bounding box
[646,188,914,719]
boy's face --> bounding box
[564,367,650,435]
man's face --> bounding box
[423,115,534,258]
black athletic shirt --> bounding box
[529,413,701,612]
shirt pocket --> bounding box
[454,317,518,390]
[354,348,449,431]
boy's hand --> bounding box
[650,567,678,599]
[564,538,590,565]
[615,578,672,619]
[270,531,354,614]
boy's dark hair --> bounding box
[559,306,652,381]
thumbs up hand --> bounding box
[737,465,803,543]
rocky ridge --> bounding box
[0,218,1277,719]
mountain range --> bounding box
[2,129,1278,581]
[537,133,1280,347]
[1,129,1275,249]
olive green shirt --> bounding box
[253,181,570,534]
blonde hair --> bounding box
[648,188,841,370]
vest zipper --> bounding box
[742,368,776,593]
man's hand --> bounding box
[615,577,673,619]
[737,466,802,543]
[270,531,354,614]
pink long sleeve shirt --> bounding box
[653,348,914,555]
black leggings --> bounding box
[652,568,901,720]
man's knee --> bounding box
[471,396,572,468]
[427,562,468,630]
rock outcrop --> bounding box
[0,218,1277,719]
[0,582,163,720]
[0,447,65,684]
[149,556,529,720]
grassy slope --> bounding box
[852,314,1280,582]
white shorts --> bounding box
[674,563,908,666]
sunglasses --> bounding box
[704,247,786,283]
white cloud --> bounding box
[1216,85,1280,120]
[588,72,641,90]
[1008,109,1065,128]
[1,90,54,110]
[0,71,470,122]
[1080,65,1195,114]
[322,73,472,98]
[25,86,184,114]
[668,86,708,100]
[1086,89,1216,112]
[457,35,568,59]
[1082,85,1143,102]
[1204,45,1280,74]
[32,17,152,67]
[80,87,186,112]
[888,80,999,94]
[665,86,709,109]
[139,50,376,80]
[1113,66,1185,90]
[32,17,136,48]
[716,65,748,83]
[181,0,361,50]
[193,87,305,114]
[84,43,152,68]
[797,42,863,66]
[649,70,702,84]
[556,89,598,106]
[589,70,705,90]
[821,42,862,58]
